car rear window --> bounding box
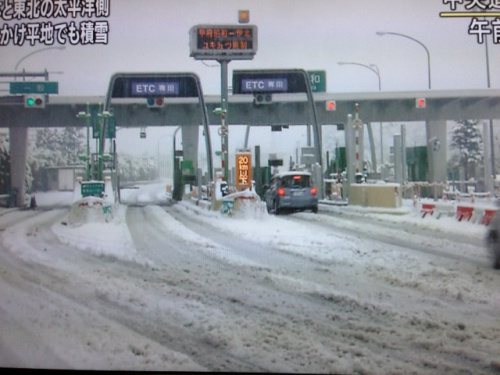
[281,175,311,188]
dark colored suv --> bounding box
[264,171,318,214]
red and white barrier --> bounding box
[419,202,497,225]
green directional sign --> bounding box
[307,70,326,92]
[9,81,58,94]
[92,114,115,139]
[81,181,104,197]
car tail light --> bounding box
[310,187,317,195]
[277,187,285,196]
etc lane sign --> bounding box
[131,81,180,96]
[241,78,288,92]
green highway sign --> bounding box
[307,70,326,92]
[81,181,104,197]
[92,115,115,139]
[9,81,58,94]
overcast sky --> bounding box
[1,0,497,95]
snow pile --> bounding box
[120,182,171,205]
[52,203,150,265]
[220,188,267,220]
[67,197,113,225]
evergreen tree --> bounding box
[60,127,85,165]
[30,127,85,190]
[32,127,85,168]
[450,120,483,180]
[0,132,10,194]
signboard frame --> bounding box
[232,70,309,94]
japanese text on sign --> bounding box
[189,24,257,60]
[440,0,500,44]
[0,0,110,46]
[235,150,251,189]
[241,78,288,93]
[131,81,180,96]
[197,26,253,51]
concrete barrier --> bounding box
[349,183,402,208]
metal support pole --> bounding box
[483,121,494,194]
[86,103,90,180]
[394,134,403,185]
[401,124,407,182]
[219,60,230,183]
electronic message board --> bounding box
[235,149,252,190]
[232,70,309,94]
[189,24,257,60]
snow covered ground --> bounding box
[0,182,499,373]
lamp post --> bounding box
[337,61,381,172]
[172,126,182,201]
[76,104,91,181]
[15,46,66,79]
[376,31,431,89]
[483,27,496,191]
[337,62,381,91]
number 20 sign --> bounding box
[235,149,252,190]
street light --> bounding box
[172,126,182,200]
[337,61,382,172]
[337,62,381,90]
[15,46,66,72]
[76,105,92,180]
[376,31,431,89]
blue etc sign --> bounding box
[240,78,288,93]
[131,81,180,97]
[0,0,110,46]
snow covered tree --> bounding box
[450,120,483,180]
[60,127,85,165]
[31,127,84,167]
[30,127,85,190]
[0,132,10,194]
[118,153,158,182]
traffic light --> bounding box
[238,9,250,23]
[146,97,164,108]
[416,98,426,108]
[326,100,336,111]
[254,93,272,105]
[24,94,45,108]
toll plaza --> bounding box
[1,71,500,208]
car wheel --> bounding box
[273,200,280,215]
[312,205,318,213]
[495,254,500,270]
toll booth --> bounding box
[181,160,196,184]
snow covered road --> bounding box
[0,185,499,373]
